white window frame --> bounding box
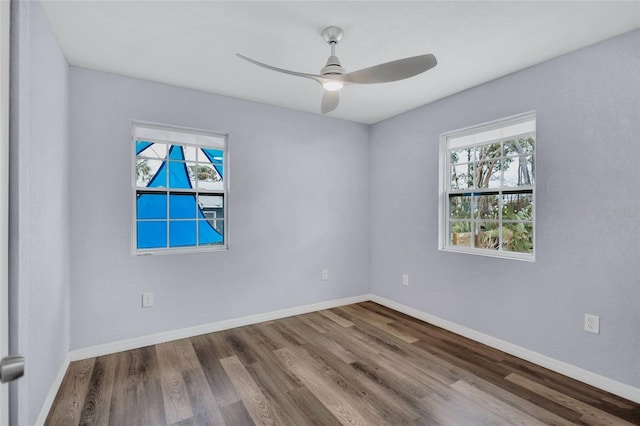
[438,111,536,261]
[131,121,229,255]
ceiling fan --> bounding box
[237,26,437,114]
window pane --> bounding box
[476,161,501,188]
[170,194,197,219]
[503,192,533,221]
[136,158,164,188]
[198,195,224,219]
[475,142,501,161]
[502,222,534,253]
[451,164,473,190]
[449,148,474,165]
[475,221,499,250]
[183,146,197,162]
[137,193,167,219]
[503,156,534,187]
[450,221,472,247]
[168,161,193,189]
[137,142,168,159]
[504,137,535,156]
[169,220,196,247]
[199,219,224,245]
[195,164,223,190]
[201,149,224,182]
[183,162,200,188]
[449,195,471,219]
[475,194,499,220]
[137,221,167,249]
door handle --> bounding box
[0,355,24,383]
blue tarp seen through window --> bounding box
[136,143,223,249]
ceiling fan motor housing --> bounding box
[321,55,345,76]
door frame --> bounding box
[0,0,11,424]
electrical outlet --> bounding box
[584,313,599,334]
[402,274,409,286]
[321,269,329,281]
[142,292,154,308]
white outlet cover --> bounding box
[402,274,409,286]
[321,269,329,281]
[584,313,600,334]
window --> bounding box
[133,123,228,254]
[439,112,535,261]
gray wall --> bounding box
[369,30,640,388]
[68,68,370,349]
[9,1,70,424]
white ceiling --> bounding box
[41,1,640,124]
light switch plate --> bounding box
[142,292,154,308]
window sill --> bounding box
[133,245,229,256]
[439,246,535,262]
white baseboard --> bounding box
[69,294,372,361]
[35,352,70,426]
[370,295,640,404]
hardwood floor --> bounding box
[45,302,640,425]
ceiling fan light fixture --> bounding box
[323,80,343,91]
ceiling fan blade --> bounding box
[321,90,340,114]
[237,54,325,84]
[342,54,437,84]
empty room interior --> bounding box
[2,0,640,425]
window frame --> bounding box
[438,112,536,261]
[131,121,229,256]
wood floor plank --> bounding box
[246,324,284,351]
[506,373,637,426]
[246,362,313,426]
[157,370,193,424]
[284,317,357,365]
[156,342,195,424]
[502,358,640,422]
[298,313,330,334]
[285,387,342,426]
[418,388,514,426]
[274,346,372,426]
[338,305,421,343]
[219,355,278,425]
[156,338,201,373]
[338,304,393,325]
[191,334,242,408]
[132,346,167,426]
[78,354,118,426]
[302,339,422,424]
[234,327,303,392]
[45,359,95,426]
[317,309,354,328]
[224,329,260,365]
[451,379,548,426]
[220,401,255,426]
[254,322,297,350]
[46,303,640,425]
[107,350,140,425]
[410,338,584,422]
[340,318,466,386]
[457,372,577,426]
[338,305,420,344]
[182,366,226,425]
[329,311,588,423]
